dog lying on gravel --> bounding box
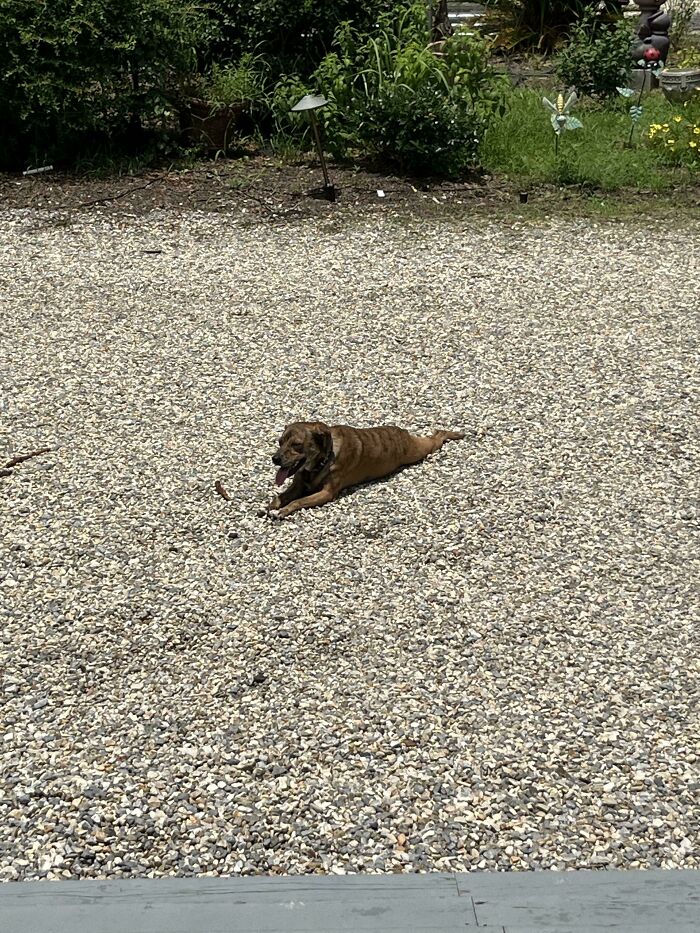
[261,421,464,518]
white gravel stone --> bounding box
[0,205,698,880]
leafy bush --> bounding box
[673,45,700,69]
[557,9,634,99]
[443,29,511,119]
[0,0,213,170]
[667,0,697,52]
[204,54,270,108]
[270,75,314,146]
[277,3,507,177]
[207,0,396,76]
[358,84,483,176]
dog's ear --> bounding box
[312,428,333,462]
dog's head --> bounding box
[272,421,333,487]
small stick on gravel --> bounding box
[214,480,231,501]
[74,179,158,210]
[1,447,51,471]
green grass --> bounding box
[481,87,700,190]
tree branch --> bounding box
[1,447,51,471]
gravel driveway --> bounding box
[1,205,698,880]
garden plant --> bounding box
[276,3,508,177]
[556,8,634,99]
[0,0,697,190]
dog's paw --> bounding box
[258,497,282,517]
[267,508,284,520]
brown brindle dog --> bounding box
[262,421,464,518]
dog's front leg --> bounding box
[262,473,306,514]
[273,486,336,518]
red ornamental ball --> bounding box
[643,47,661,62]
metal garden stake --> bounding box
[291,94,335,202]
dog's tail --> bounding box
[428,429,465,453]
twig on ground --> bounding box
[74,178,158,210]
[1,447,51,471]
[215,480,231,501]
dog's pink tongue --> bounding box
[275,468,290,487]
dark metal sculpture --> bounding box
[593,0,672,67]
[631,1,672,64]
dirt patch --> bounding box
[0,155,505,219]
[2,153,699,224]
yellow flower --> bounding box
[673,115,682,123]
[690,141,698,148]
[694,127,700,135]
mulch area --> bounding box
[0,156,507,220]
[2,153,699,223]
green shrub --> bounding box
[0,0,213,170]
[207,0,396,76]
[277,3,507,177]
[270,75,314,148]
[673,45,700,69]
[556,9,634,99]
[358,83,483,176]
[667,0,697,52]
[204,54,270,108]
[443,29,511,119]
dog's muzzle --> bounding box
[274,457,305,487]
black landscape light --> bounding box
[290,94,335,202]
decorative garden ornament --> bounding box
[542,89,583,157]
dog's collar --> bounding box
[316,451,335,474]
[301,445,335,479]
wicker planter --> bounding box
[659,68,700,103]
[180,99,246,152]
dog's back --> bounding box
[331,424,463,489]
